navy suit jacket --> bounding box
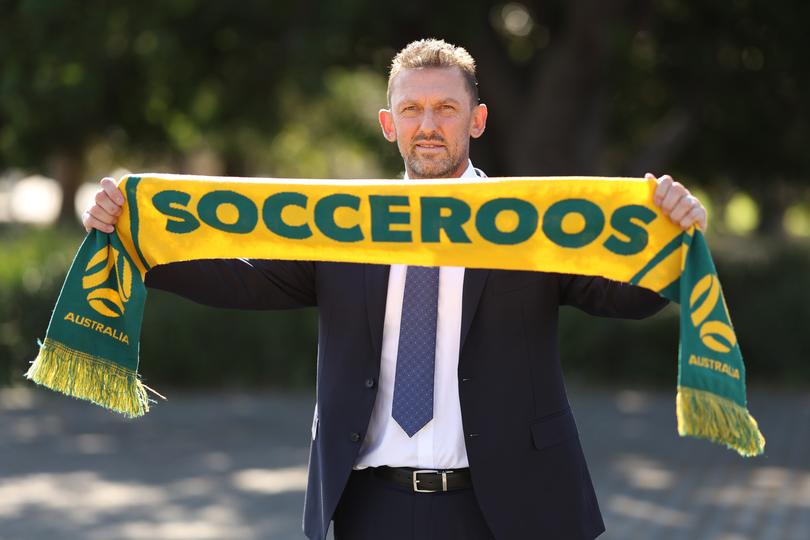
[146,260,668,540]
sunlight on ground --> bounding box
[231,466,308,495]
[0,387,36,410]
[702,467,810,508]
[0,472,165,517]
[0,469,288,539]
[614,454,675,490]
[608,494,692,527]
[615,390,650,414]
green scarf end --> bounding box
[25,338,149,418]
[676,386,765,457]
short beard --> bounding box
[405,148,466,179]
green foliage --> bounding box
[252,68,402,179]
[0,0,306,164]
[0,226,82,385]
[651,0,810,180]
[138,290,318,390]
[2,228,808,388]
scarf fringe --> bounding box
[677,386,764,457]
[25,338,149,417]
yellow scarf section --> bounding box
[118,174,683,291]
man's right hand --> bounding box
[82,177,126,233]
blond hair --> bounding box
[387,38,479,106]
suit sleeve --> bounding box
[144,258,316,310]
[558,274,668,319]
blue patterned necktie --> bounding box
[392,265,440,437]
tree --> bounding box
[0,0,338,221]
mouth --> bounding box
[413,142,446,151]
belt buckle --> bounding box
[412,469,453,493]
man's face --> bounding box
[380,67,487,179]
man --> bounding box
[83,39,707,540]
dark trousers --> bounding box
[333,468,497,540]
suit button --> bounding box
[365,378,375,388]
[350,432,361,443]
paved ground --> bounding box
[1,386,808,540]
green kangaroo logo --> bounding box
[689,274,737,353]
[82,245,132,318]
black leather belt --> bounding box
[370,466,473,493]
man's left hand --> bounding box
[648,172,708,231]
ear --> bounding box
[379,109,397,142]
[470,103,488,139]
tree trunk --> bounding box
[473,0,627,176]
[51,149,85,226]
[755,180,792,237]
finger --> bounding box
[87,204,117,226]
[660,181,686,213]
[83,212,115,234]
[653,174,673,205]
[679,206,706,230]
[100,177,125,206]
[669,194,698,223]
[94,188,123,216]
[695,207,708,231]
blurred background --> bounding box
[1,0,808,538]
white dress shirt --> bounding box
[354,161,482,470]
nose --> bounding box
[419,109,438,133]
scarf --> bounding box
[26,173,765,456]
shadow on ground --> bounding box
[1,387,808,540]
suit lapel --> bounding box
[364,264,390,359]
[460,268,489,348]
